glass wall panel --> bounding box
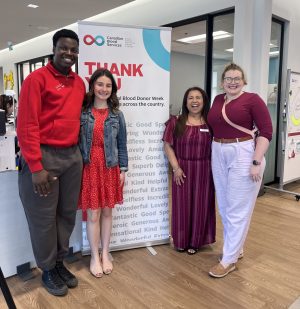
[22,63,30,80]
[16,55,71,91]
[31,61,43,71]
[211,13,234,99]
[170,20,206,115]
[264,20,283,183]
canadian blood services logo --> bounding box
[83,34,105,46]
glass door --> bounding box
[169,20,207,115]
[264,19,284,184]
[211,13,234,99]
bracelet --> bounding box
[173,166,180,173]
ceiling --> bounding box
[1,2,280,59]
[0,0,134,51]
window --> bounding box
[165,10,234,114]
[16,56,78,94]
[264,19,284,184]
[211,13,234,99]
[169,19,207,114]
[16,55,52,94]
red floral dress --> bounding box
[78,107,123,210]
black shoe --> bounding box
[42,268,68,296]
[55,261,78,288]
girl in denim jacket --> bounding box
[78,68,128,278]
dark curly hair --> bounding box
[52,29,79,47]
[82,68,120,112]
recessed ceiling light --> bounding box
[176,31,232,44]
[225,48,234,52]
[27,4,39,8]
[177,34,206,44]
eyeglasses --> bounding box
[223,77,242,84]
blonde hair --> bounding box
[221,62,247,85]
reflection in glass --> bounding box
[23,63,30,80]
[170,21,206,115]
[211,13,234,100]
[264,21,282,183]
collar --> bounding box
[46,61,75,79]
[224,91,245,104]
[83,105,117,117]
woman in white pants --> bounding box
[207,63,273,278]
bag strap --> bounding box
[221,102,257,139]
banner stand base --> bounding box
[81,239,170,256]
[264,185,300,201]
[146,246,157,256]
[65,247,79,264]
[16,262,35,281]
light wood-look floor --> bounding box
[1,183,300,309]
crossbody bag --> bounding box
[221,102,258,141]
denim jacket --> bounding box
[78,106,128,171]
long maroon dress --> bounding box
[163,116,216,249]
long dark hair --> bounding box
[82,68,119,112]
[174,87,209,137]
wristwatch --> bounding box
[252,160,261,166]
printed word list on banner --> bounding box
[78,21,171,251]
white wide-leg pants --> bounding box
[211,140,265,264]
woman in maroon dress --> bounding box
[163,87,215,254]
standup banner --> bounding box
[283,70,300,184]
[78,21,171,253]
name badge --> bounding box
[200,128,209,132]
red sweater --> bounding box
[207,92,273,141]
[17,62,85,172]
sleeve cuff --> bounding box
[28,160,44,173]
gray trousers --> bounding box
[18,145,83,271]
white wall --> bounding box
[233,0,272,101]
[273,0,300,72]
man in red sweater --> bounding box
[17,29,85,296]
